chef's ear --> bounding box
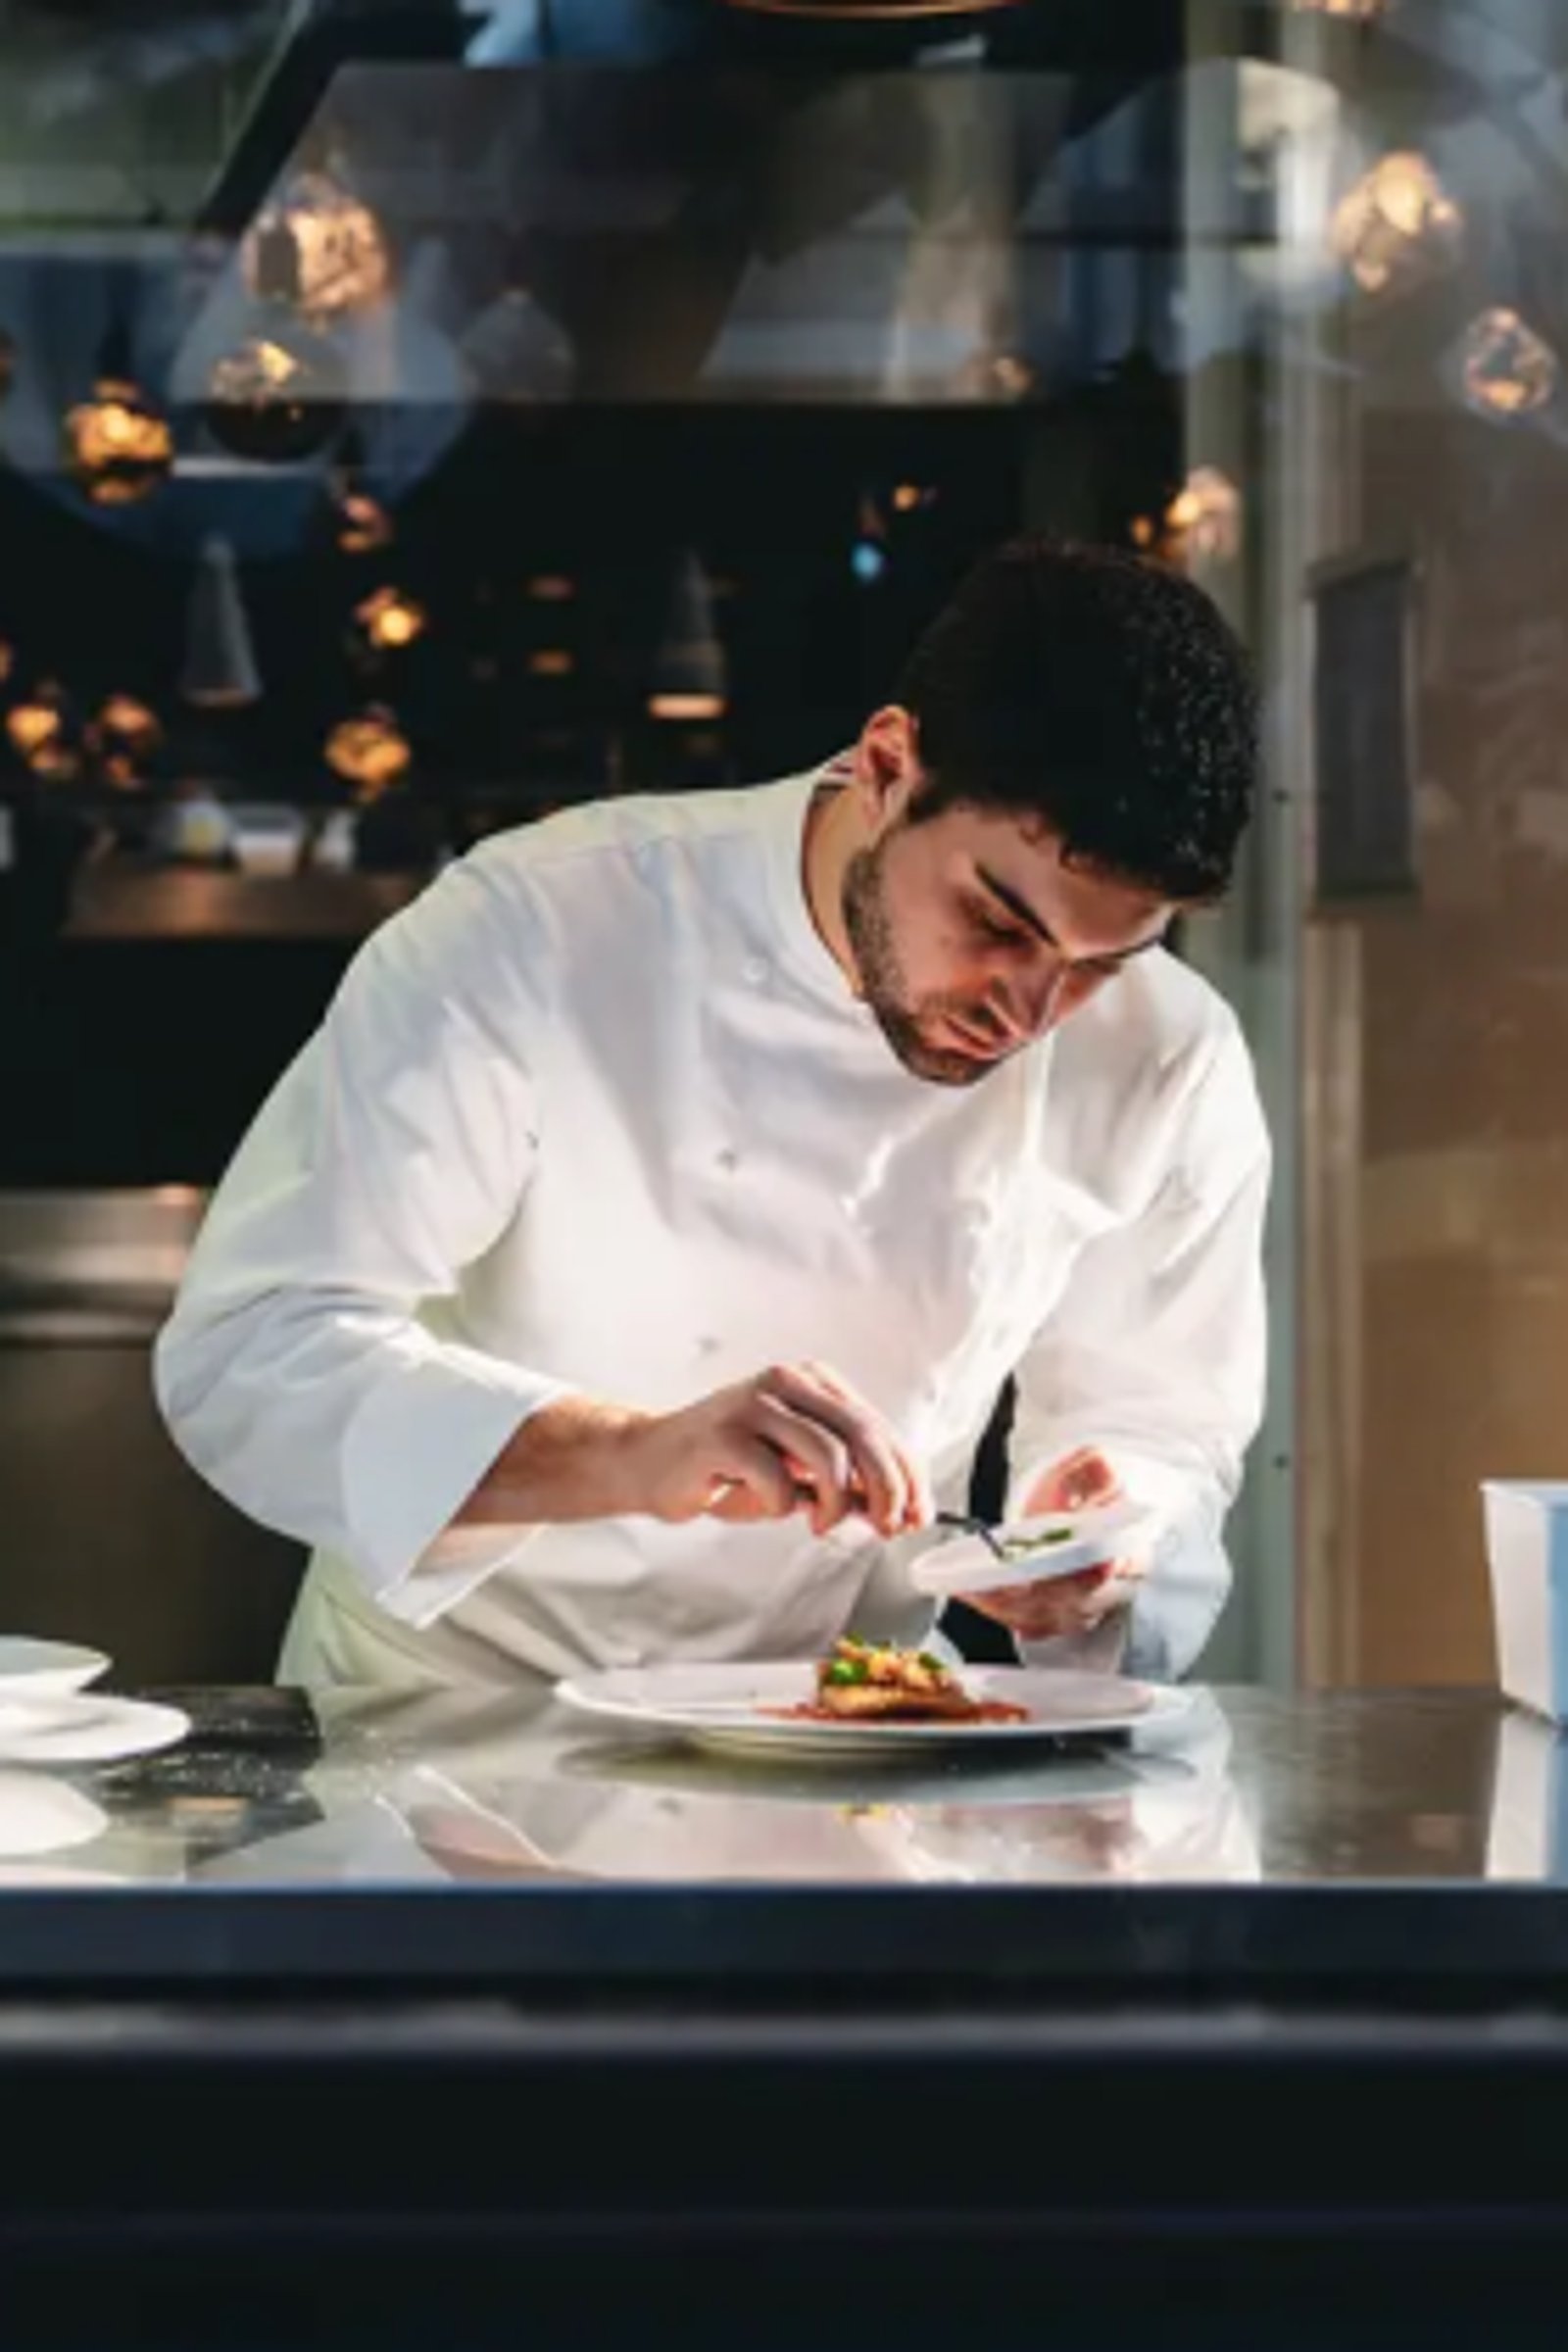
[853,707,921,832]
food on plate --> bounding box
[771,1637,1030,1726]
[997,1523,1075,1562]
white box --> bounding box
[1481,1480,1568,1721]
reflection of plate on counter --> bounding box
[0,1864,128,1887]
[0,1767,109,1857]
[560,1732,1200,1812]
[555,1661,1186,1762]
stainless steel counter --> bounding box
[0,1681,1533,1893]
[8,1682,1568,2328]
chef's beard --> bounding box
[841,836,1009,1089]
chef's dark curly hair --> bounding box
[895,536,1258,903]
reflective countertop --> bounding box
[0,1681,1548,1892]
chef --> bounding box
[154,536,1269,1692]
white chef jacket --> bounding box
[153,766,1270,1690]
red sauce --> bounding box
[762,1699,1031,1727]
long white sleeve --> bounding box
[1006,1015,1271,1681]
[153,847,575,1629]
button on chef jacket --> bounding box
[154,768,1270,1689]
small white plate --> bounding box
[555,1661,1186,1761]
[0,1638,111,1697]
[910,1496,1159,1601]
[0,1692,189,1767]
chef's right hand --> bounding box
[626,1360,932,1542]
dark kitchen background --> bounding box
[15,0,1559,1701]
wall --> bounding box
[1312,406,1568,1685]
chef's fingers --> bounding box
[1049,1445,1123,1513]
[760,1363,911,1537]
[961,1562,1117,1639]
[750,1395,858,1534]
[698,1431,804,1524]
[791,1360,933,1530]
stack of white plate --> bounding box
[0,1638,190,1768]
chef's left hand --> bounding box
[958,1444,1148,1642]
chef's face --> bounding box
[841,712,1178,1089]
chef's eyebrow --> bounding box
[972,866,1166,963]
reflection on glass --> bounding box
[205,332,345,464]
[1329,151,1463,296]
[1460,306,1558,423]
[1135,466,1243,570]
[242,170,392,325]
[335,489,393,555]
[63,378,174,507]
[1291,0,1394,18]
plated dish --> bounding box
[556,1645,1182,1761]
[909,1495,1159,1600]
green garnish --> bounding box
[1000,1527,1074,1560]
[825,1657,868,1686]
[916,1652,947,1674]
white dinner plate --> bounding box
[555,1661,1187,1761]
[0,1691,190,1767]
[909,1496,1160,1600]
[0,1637,111,1698]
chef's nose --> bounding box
[988,957,1069,1042]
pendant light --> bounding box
[647,550,727,722]
[181,536,262,709]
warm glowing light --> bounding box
[243,170,392,324]
[528,576,575,601]
[210,337,302,402]
[1460,306,1558,420]
[325,708,412,797]
[986,354,1034,399]
[355,586,426,651]
[0,644,12,685]
[648,692,725,721]
[1330,151,1462,295]
[1292,0,1392,15]
[1165,466,1244,564]
[1132,468,1243,569]
[205,332,344,464]
[7,687,65,765]
[96,695,163,758]
[335,490,392,555]
[528,650,574,676]
[64,379,173,505]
